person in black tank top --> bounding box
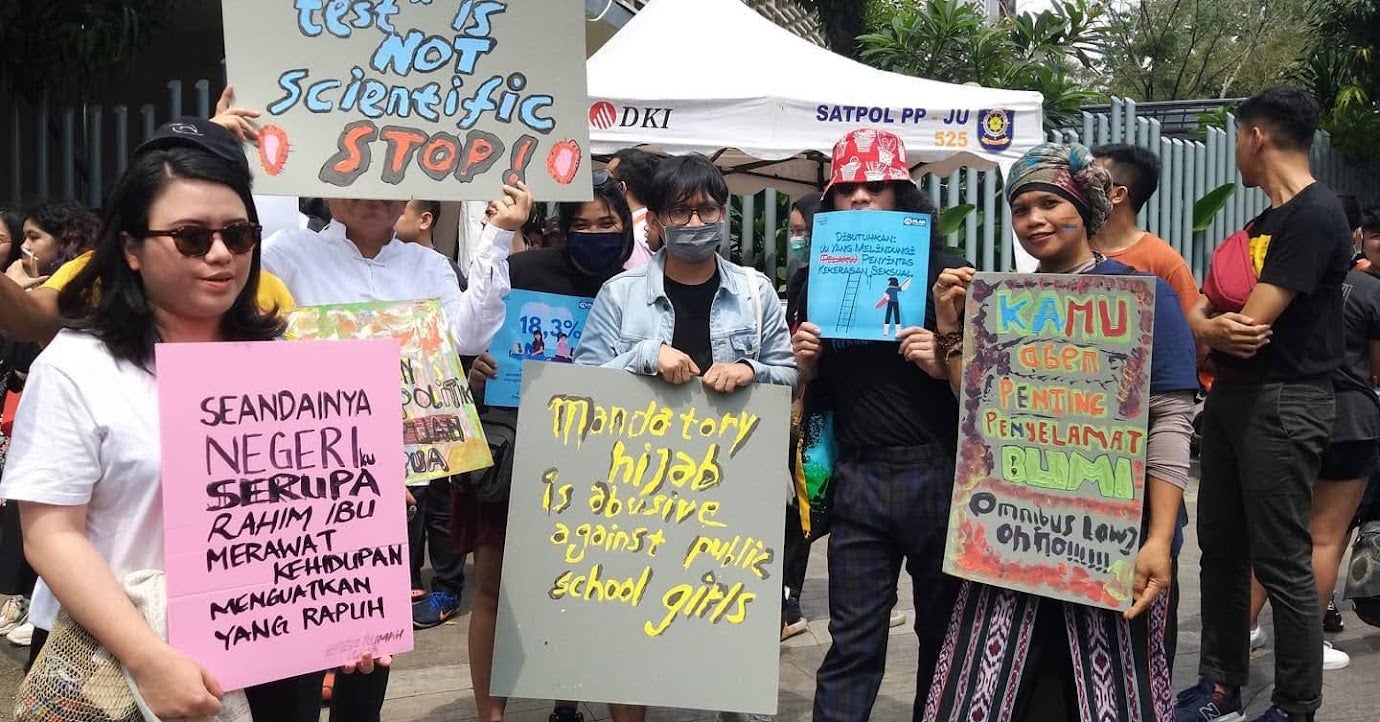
[793,129,969,722]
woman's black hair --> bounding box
[557,173,636,268]
[59,146,284,368]
[823,180,936,216]
[645,154,730,214]
[0,209,22,268]
[22,200,100,274]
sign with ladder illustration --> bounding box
[807,210,932,341]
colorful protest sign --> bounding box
[157,340,412,691]
[943,273,1155,612]
[220,0,591,201]
[491,364,788,714]
[807,210,932,341]
[284,300,491,484]
[485,290,594,407]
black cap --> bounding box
[135,117,249,171]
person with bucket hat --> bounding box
[791,128,970,722]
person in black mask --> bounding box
[456,171,636,722]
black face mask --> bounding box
[566,231,626,274]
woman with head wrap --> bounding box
[923,143,1199,722]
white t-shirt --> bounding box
[262,220,514,356]
[0,331,162,631]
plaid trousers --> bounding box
[813,444,960,722]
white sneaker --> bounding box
[889,610,907,628]
[7,622,33,647]
[0,596,28,636]
[1249,625,1267,650]
[1323,640,1350,671]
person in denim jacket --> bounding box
[573,154,794,722]
[576,154,797,396]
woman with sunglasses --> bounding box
[0,124,333,718]
[925,142,1197,722]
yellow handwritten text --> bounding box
[550,521,668,564]
[589,482,725,528]
[608,440,722,495]
[547,397,673,447]
[643,572,755,637]
[682,534,775,580]
[549,564,652,606]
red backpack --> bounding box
[1203,224,1258,313]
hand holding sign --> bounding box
[211,85,261,143]
[791,322,823,381]
[931,266,975,334]
[488,182,533,232]
[657,344,700,385]
[702,362,755,394]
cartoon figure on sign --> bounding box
[876,276,912,336]
[528,329,546,358]
[554,332,572,361]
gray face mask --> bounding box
[663,223,722,263]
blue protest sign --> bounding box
[486,290,594,407]
[807,210,932,341]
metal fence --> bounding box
[3,81,217,211]
[5,87,1377,283]
[736,98,1380,283]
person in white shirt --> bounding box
[260,186,529,720]
[1,125,335,719]
[263,189,525,355]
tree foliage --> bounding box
[0,0,173,102]
[1100,0,1307,102]
[856,0,1107,129]
[1294,0,1380,169]
[797,0,876,60]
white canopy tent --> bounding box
[586,0,1045,198]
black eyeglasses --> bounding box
[145,222,261,257]
[834,181,889,196]
[665,204,725,226]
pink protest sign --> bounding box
[157,340,413,691]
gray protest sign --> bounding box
[492,363,788,714]
[221,0,592,201]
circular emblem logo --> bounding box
[589,101,617,130]
[983,111,1009,136]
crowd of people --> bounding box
[0,82,1375,722]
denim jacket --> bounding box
[575,253,799,393]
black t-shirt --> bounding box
[665,269,720,374]
[805,249,971,453]
[1333,269,1380,441]
[1212,182,1353,380]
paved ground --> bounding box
[2,485,1378,721]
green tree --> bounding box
[1100,0,1309,101]
[856,0,1107,129]
[798,0,878,60]
[1294,0,1380,169]
[0,0,172,103]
